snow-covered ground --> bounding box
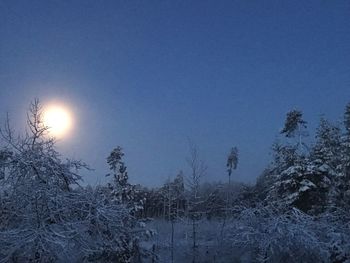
[144,219,247,263]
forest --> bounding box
[1,100,350,263]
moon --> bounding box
[42,104,73,138]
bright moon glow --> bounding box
[43,105,73,138]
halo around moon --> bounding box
[42,104,73,138]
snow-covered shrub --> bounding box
[226,206,330,263]
[317,209,350,262]
[0,186,147,262]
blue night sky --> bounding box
[1,0,350,186]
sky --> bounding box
[0,0,350,187]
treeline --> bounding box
[1,99,350,262]
[125,174,248,220]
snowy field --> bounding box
[143,206,350,263]
[145,219,250,263]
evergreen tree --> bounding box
[107,146,143,213]
[342,103,350,178]
[281,109,308,155]
[270,140,299,175]
[311,117,342,172]
[107,146,128,187]
[339,103,350,208]
[226,147,238,183]
[265,110,314,211]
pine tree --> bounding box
[311,117,342,172]
[281,109,308,155]
[342,103,350,178]
[226,147,238,184]
[265,110,314,211]
[107,146,143,214]
[107,146,128,187]
[270,140,299,175]
[339,103,350,208]
[308,117,343,211]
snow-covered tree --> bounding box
[341,103,350,177]
[281,110,307,141]
[262,110,318,212]
[0,100,149,262]
[0,148,11,180]
[0,100,84,261]
[159,172,186,262]
[338,103,350,208]
[107,146,128,188]
[160,172,186,220]
[311,117,342,171]
[266,110,309,179]
[106,146,144,214]
[270,141,299,175]
[280,109,309,158]
[263,109,350,214]
[308,118,343,210]
[186,142,206,263]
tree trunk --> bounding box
[171,219,175,263]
